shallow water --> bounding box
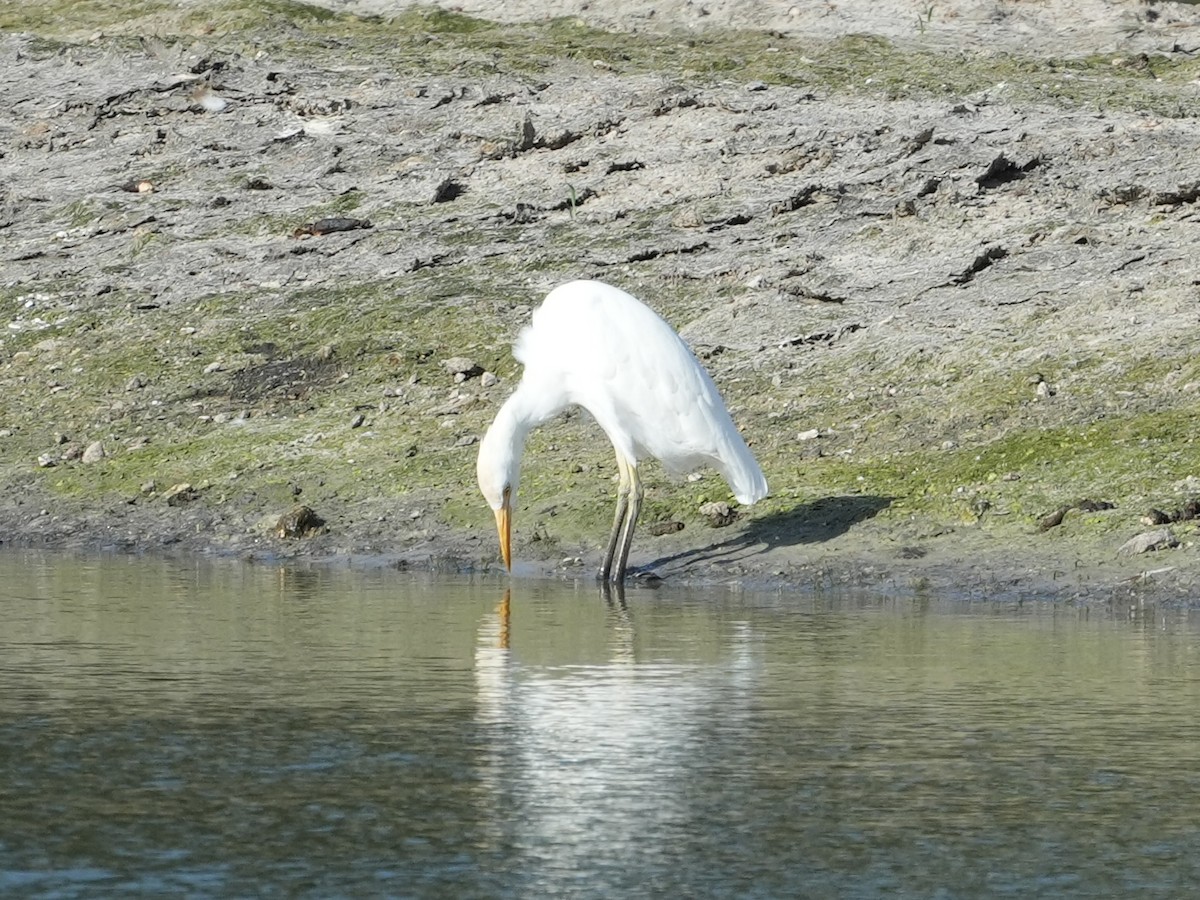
[3,553,1200,897]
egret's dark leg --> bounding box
[610,462,643,584]
[599,454,632,581]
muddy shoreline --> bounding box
[3,1,1200,603]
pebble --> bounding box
[36,453,57,468]
[481,371,499,387]
[699,500,737,527]
[1118,528,1178,556]
[442,357,483,379]
[648,520,685,536]
[275,504,324,539]
[164,483,198,506]
[82,441,105,463]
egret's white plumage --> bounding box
[477,280,767,582]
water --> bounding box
[3,553,1200,897]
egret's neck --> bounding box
[478,384,555,507]
[487,397,534,459]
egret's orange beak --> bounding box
[494,502,512,572]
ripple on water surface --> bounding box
[3,552,1200,896]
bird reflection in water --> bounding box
[472,586,761,881]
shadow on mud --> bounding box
[645,494,893,572]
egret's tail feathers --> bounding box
[718,438,768,506]
[730,466,768,506]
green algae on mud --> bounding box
[16,263,1198,558]
[6,0,1199,115]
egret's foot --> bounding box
[630,569,664,586]
[595,566,662,586]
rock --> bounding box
[1142,499,1200,525]
[1040,498,1115,531]
[350,413,366,428]
[648,520,685,536]
[1142,508,1172,526]
[164,483,199,506]
[36,453,57,468]
[1038,507,1068,531]
[442,357,483,380]
[293,217,372,238]
[797,428,820,441]
[81,441,105,463]
[481,371,499,387]
[275,504,325,539]
[140,480,157,494]
[203,361,223,374]
[1118,529,1179,556]
[699,500,737,527]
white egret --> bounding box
[476,280,768,583]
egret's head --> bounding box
[476,423,520,571]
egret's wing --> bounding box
[524,281,767,503]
